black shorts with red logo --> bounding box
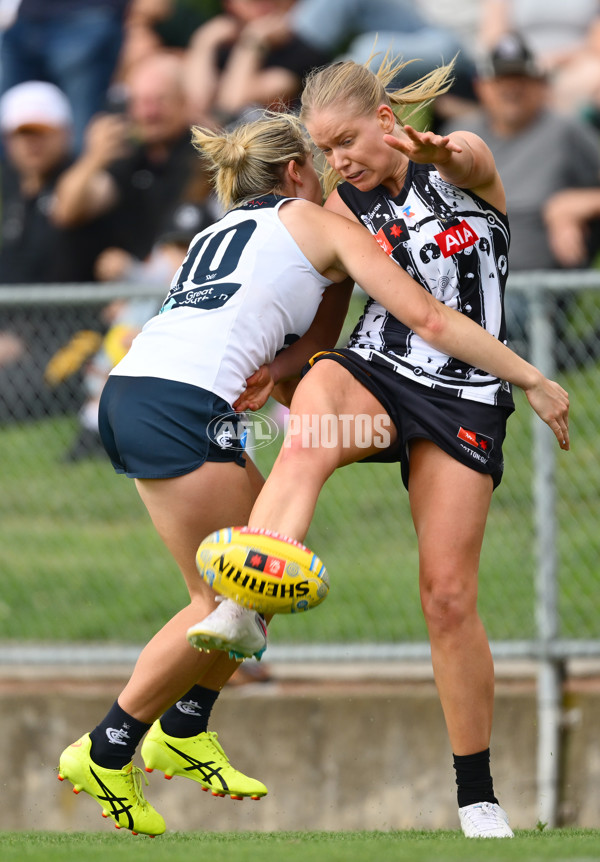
[308,349,514,490]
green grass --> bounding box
[0,386,598,645]
[1,830,600,862]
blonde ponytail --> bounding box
[192,112,312,209]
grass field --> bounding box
[2,829,600,862]
[0,295,599,645]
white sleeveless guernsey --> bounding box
[111,195,331,406]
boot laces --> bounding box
[214,596,250,621]
[125,764,151,808]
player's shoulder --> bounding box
[328,183,378,223]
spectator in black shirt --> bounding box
[184,0,330,127]
[0,81,110,423]
[53,51,202,262]
[0,82,109,283]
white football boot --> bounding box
[459,802,514,838]
[187,597,267,661]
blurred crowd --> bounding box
[2,0,600,448]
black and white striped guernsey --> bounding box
[338,161,514,409]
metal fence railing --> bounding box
[0,272,599,826]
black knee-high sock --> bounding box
[453,748,499,808]
[89,700,151,769]
[159,685,220,738]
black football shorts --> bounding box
[308,349,514,490]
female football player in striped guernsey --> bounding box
[188,56,571,838]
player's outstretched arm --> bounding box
[383,126,502,199]
[276,199,570,451]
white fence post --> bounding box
[528,282,562,828]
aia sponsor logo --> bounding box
[434,219,478,258]
[374,218,408,255]
[457,426,494,463]
[244,550,286,578]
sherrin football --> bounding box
[196,526,329,614]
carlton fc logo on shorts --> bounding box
[434,219,479,258]
[457,426,494,464]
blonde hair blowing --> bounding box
[191,112,312,209]
[300,53,456,196]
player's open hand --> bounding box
[233,364,275,412]
[524,376,570,450]
[383,125,462,165]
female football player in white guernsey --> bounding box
[189,59,570,839]
[58,108,568,836]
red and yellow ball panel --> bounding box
[196,526,329,614]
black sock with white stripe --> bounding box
[89,700,151,769]
[159,685,219,737]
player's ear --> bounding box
[286,159,302,184]
[376,104,396,133]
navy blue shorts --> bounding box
[308,349,514,490]
[98,375,247,478]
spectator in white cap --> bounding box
[0,79,74,136]
[0,80,114,425]
[0,80,77,283]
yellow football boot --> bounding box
[58,734,165,836]
[141,720,267,800]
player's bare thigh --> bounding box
[135,458,263,601]
[287,358,397,468]
[408,438,493,597]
